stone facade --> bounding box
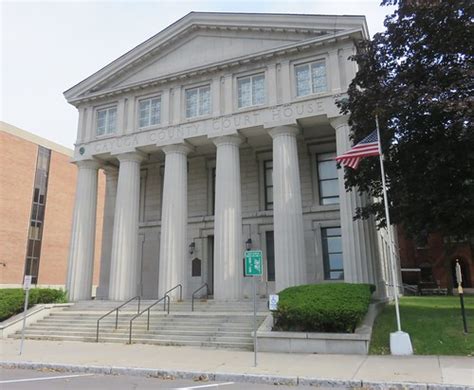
[0,122,105,290]
[64,12,392,301]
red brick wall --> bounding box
[0,131,37,284]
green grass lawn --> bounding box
[370,296,474,355]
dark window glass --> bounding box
[192,258,201,277]
[266,231,275,281]
[317,153,339,205]
[322,227,344,280]
[211,167,216,215]
[264,160,273,210]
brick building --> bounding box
[0,121,105,291]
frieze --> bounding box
[77,98,329,158]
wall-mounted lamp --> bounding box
[245,238,252,251]
[189,242,195,255]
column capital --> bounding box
[212,135,244,148]
[329,115,350,131]
[74,159,101,170]
[115,151,146,163]
[102,164,118,177]
[267,125,300,139]
[161,142,194,156]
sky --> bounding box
[1,0,395,148]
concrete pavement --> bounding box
[1,339,473,389]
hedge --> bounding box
[0,288,67,322]
[273,283,375,333]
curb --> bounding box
[1,361,472,389]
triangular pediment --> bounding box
[64,12,368,103]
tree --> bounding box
[338,0,474,242]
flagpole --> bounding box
[375,115,402,333]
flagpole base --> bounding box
[390,331,413,355]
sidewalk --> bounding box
[1,338,473,389]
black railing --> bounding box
[96,296,140,342]
[191,283,209,312]
[163,284,183,301]
[128,295,170,344]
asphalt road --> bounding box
[0,368,346,389]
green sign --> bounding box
[245,250,263,276]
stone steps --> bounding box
[10,300,267,350]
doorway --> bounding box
[207,235,214,295]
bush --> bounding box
[273,283,375,333]
[0,288,67,322]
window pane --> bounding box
[329,253,343,270]
[330,271,344,280]
[238,77,251,108]
[295,64,310,96]
[326,236,342,253]
[318,159,337,180]
[96,110,106,135]
[325,227,341,237]
[266,187,273,204]
[186,89,198,118]
[320,179,339,198]
[139,100,150,128]
[265,168,273,186]
[106,108,117,134]
[311,62,327,93]
[150,98,161,125]
[252,74,265,105]
[199,86,210,115]
[321,196,339,205]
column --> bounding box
[108,152,144,301]
[268,126,307,292]
[331,116,375,283]
[66,160,100,301]
[158,144,191,299]
[213,135,243,300]
[95,166,118,299]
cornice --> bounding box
[66,28,364,106]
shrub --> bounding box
[273,283,375,333]
[0,288,67,322]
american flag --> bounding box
[335,130,380,169]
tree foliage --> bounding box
[339,0,474,241]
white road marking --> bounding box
[175,382,235,389]
[0,373,94,384]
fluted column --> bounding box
[158,144,191,299]
[96,166,118,299]
[268,126,307,292]
[66,160,100,301]
[331,116,375,283]
[213,135,243,300]
[108,152,144,300]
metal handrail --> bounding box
[191,283,209,312]
[128,295,170,344]
[96,295,140,342]
[163,284,183,301]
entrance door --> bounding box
[207,236,214,295]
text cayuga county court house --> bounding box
[64,12,396,302]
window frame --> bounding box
[293,59,328,98]
[263,160,274,211]
[138,95,161,129]
[184,84,211,119]
[95,105,118,137]
[237,73,266,109]
[321,226,344,281]
[317,152,339,206]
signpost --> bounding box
[244,250,262,367]
[20,275,32,355]
[455,260,468,333]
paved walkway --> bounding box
[1,339,473,388]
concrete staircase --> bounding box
[9,299,268,350]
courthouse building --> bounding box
[64,12,392,301]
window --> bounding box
[263,160,273,210]
[237,74,265,108]
[295,61,327,97]
[317,152,339,205]
[211,167,216,215]
[185,85,210,118]
[96,106,117,136]
[322,227,344,280]
[192,258,202,277]
[25,146,51,284]
[139,97,161,128]
[266,231,275,282]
